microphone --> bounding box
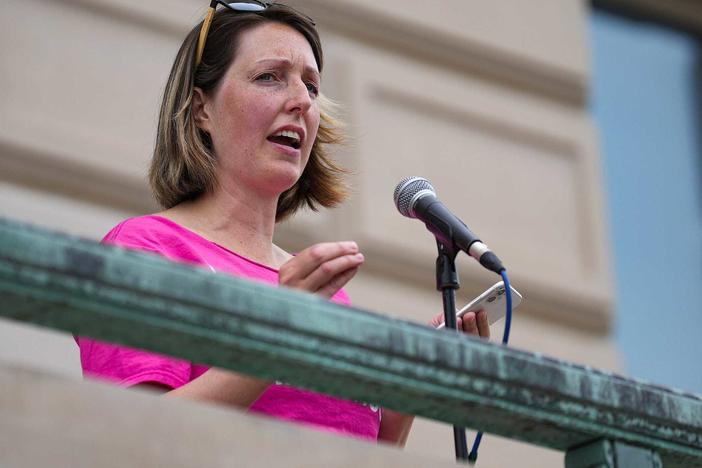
[393,176,505,274]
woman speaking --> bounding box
[76,1,490,446]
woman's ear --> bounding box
[192,87,212,132]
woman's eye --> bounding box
[306,82,320,97]
[256,73,276,82]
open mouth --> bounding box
[268,135,301,149]
[267,130,302,150]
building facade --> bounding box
[0,0,631,466]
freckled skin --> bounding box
[198,22,321,198]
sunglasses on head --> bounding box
[195,1,316,67]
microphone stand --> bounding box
[435,240,469,462]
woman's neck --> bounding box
[158,185,289,268]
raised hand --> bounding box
[278,241,364,299]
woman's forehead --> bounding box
[235,22,318,72]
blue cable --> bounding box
[468,269,512,464]
[500,270,513,345]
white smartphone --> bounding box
[436,281,522,329]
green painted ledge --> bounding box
[1,217,701,467]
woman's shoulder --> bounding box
[102,215,187,253]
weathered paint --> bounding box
[566,439,663,468]
[1,217,701,467]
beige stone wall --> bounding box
[0,0,618,466]
[1,363,459,468]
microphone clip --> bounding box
[435,240,460,292]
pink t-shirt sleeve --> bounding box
[76,219,197,389]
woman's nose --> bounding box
[286,79,313,114]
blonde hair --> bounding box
[150,4,347,221]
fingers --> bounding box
[279,241,364,299]
[458,310,490,339]
[435,309,490,340]
[282,241,359,280]
[429,312,444,328]
[303,252,364,293]
[315,265,360,298]
[476,309,491,339]
[458,313,479,335]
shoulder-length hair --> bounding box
[150,3,347,221]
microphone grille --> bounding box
[393,176,436,218]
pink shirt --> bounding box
[76,215,381,440]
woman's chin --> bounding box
[265,169,304,195]
[222,162,304,197]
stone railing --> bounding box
[1,217,700,467]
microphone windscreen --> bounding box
[393,177,436,218]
